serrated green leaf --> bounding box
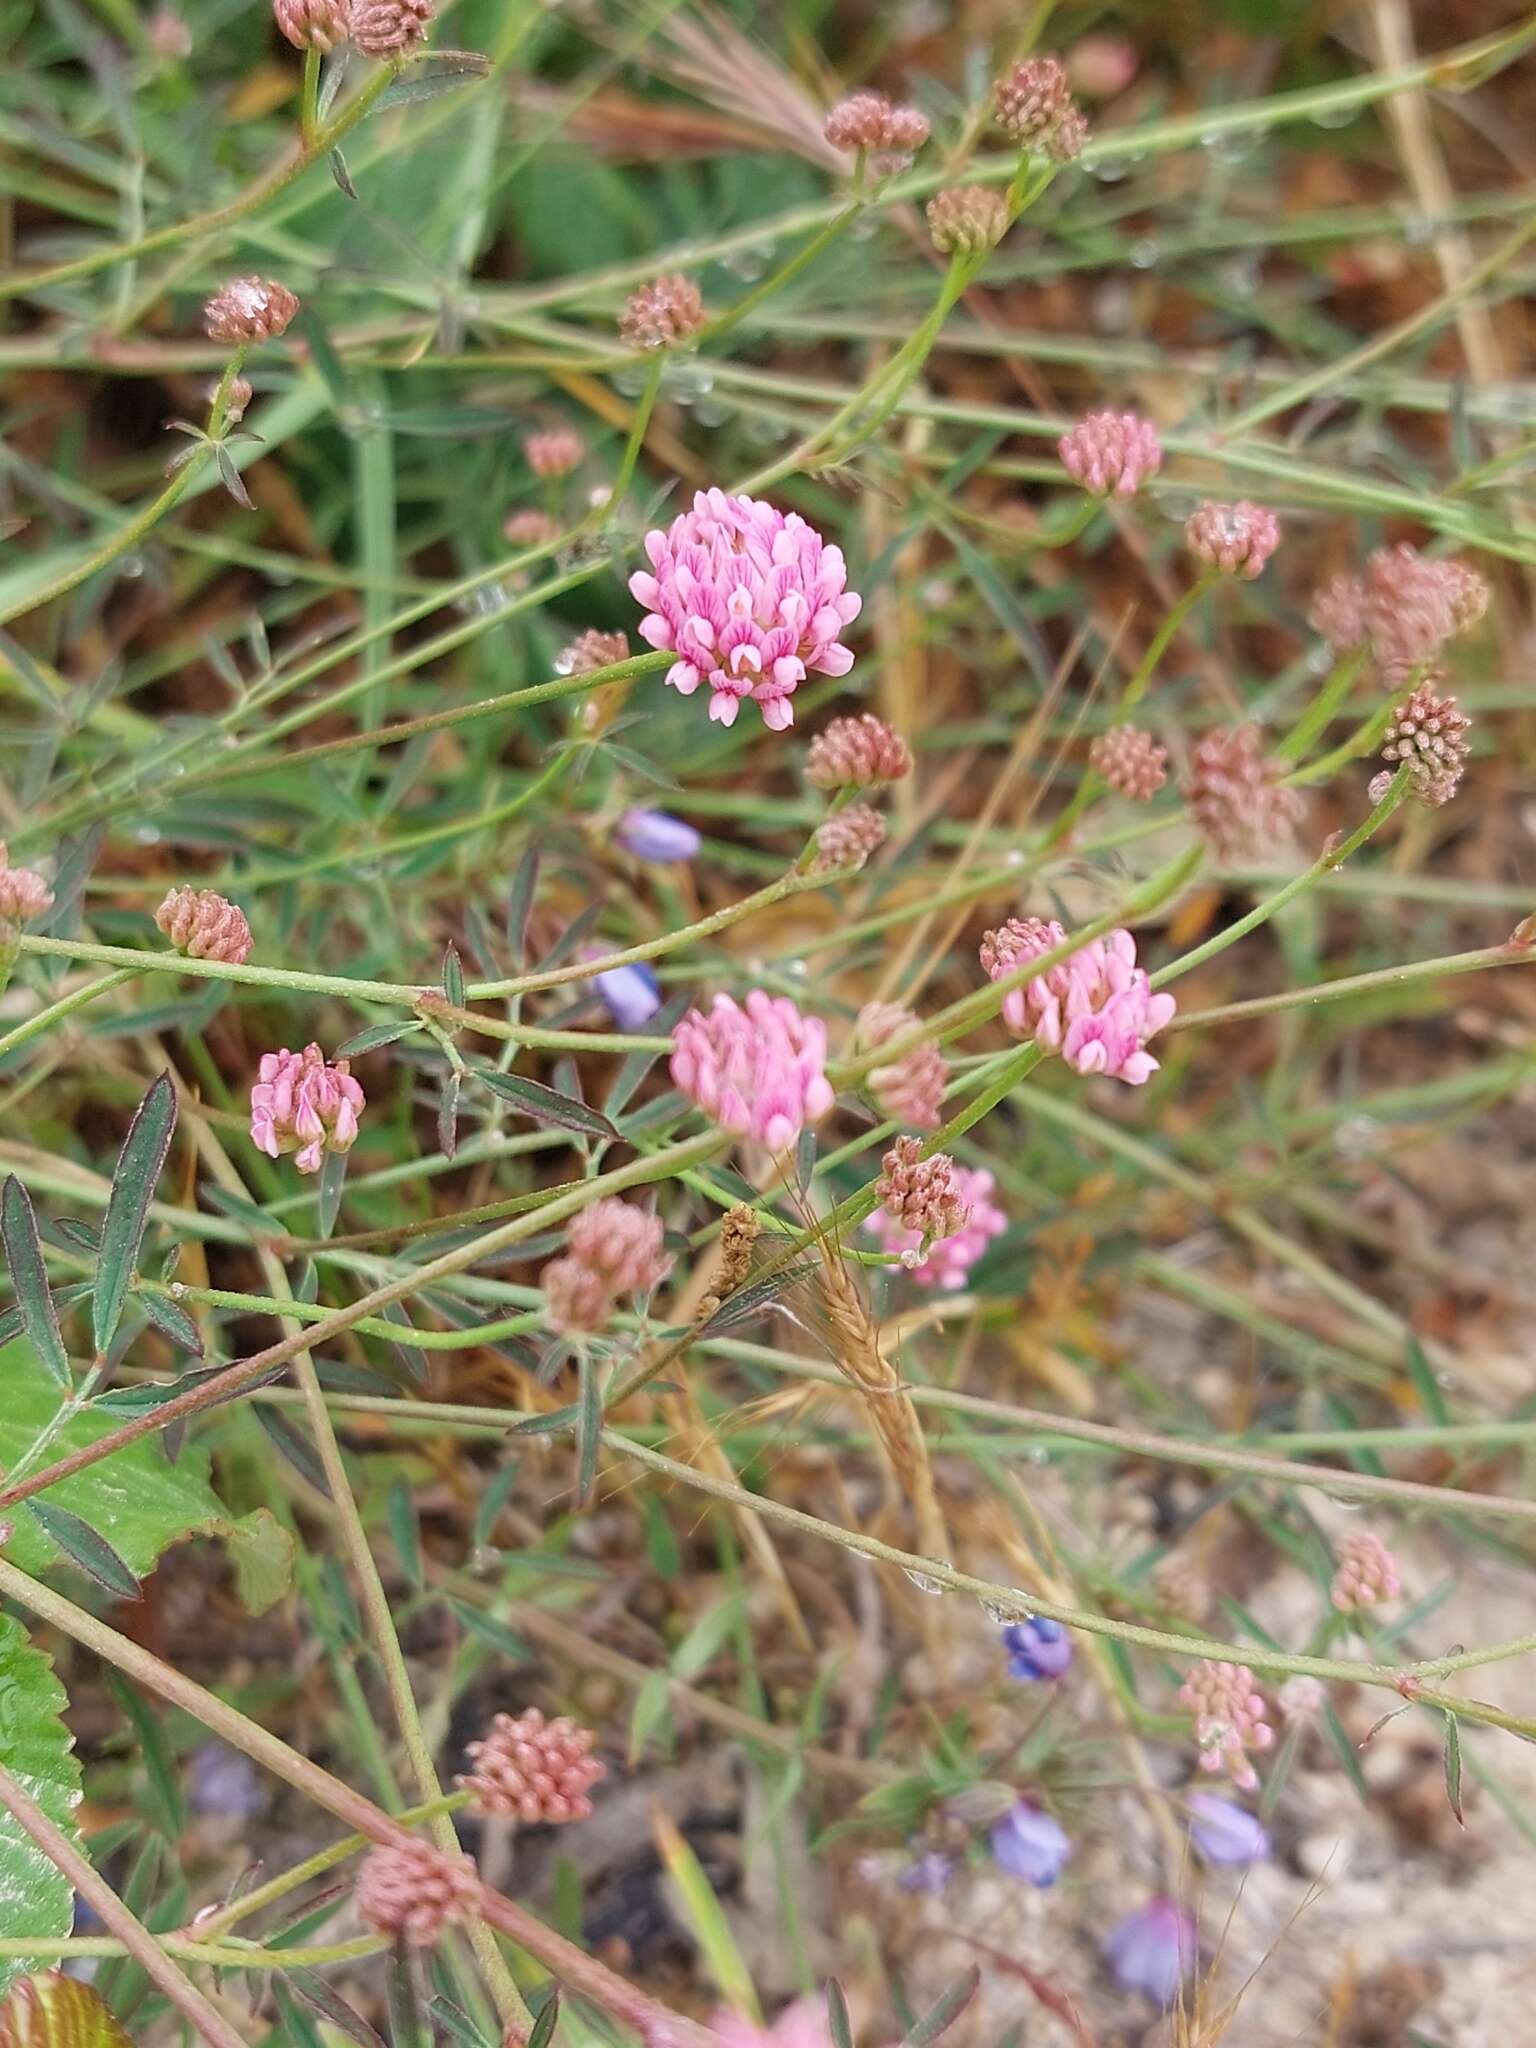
[0,1340,289,1610]
[93,1073,176,1354]
[1,1179,70,1389]
[473,1067,616,1139]
[0,1618,84,2001]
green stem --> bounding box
[0,967,139,1060]
[1277,648,1367,763]
[300,45,322,149]
[695,203,866,351]
[607,351,665,506]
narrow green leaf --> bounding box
[654,1806,760,2022]
[901,1967,980,2048]
[575,1351,600,1506]
[1,1178,70,1387]
[93,1073,176,1354]
[441,941,465,1009]
[139,1290,204,1357]
[826,1983,854,2048]
[387,1476,423,1589]
[507,847,539,966]
[1443,1712,1464,1825]
[474,1067,617,1140]
[447,1602,528,1662]
[526,1991,560,2048]
[105,1674,183,1840]
[329,146,358,199]
[375,49,490,108]
[335,1019,418,1059]
[316,1147,348,1240]
[1405,1336,1451,1426]
[28,1503,140,1600]
[287,1969,387,2048]
[253,1403,331,1497]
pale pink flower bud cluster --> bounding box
[1090,725,1167,799]
[0,845,53,925]
[631,489,861,731]
[620,274,705,350]
[355,1840,477,1947]
[1058,411,1161,498]
[203,277,299,345]
[543,1197,670,1335]
[250,1043,365,1174]
[504,508,560,548]
[1369,681,1471,808]
[1330,1531,1401,1613]
[866,1140,1005,1290]
[1185,499,1280,578]
[273,0,350,50]
[1178,1659,1274,1792]
[670,990,834,1154]
[994,56,1087,162]
[1277,1675,1326,1720]
[980,917,1175,1086]
[1183,725,1304,862]
[558,628,629,677]
[855,1001,945,1128]
[459,1708,605,1823]
[805,714,911,791]
[1313,544,1489,667]
[926,187,1008,256]
[523,427,583,479]
[813,803,886,873]
[154,886,252,965]
[823,90,929,176]
[350,0,432,56]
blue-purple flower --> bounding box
[989,1801,1071,1887]
[614,808,701,863]
[897,1848,953,1894]
[592,959,662,1029]
[1187,1792,1270,1867]
[1104,1898,1196,2004]
[1001,1616,1073,1681]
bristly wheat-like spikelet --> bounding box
[812,1235,947,1564]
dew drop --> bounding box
[1089,156,1129,183]
[904,1562,950,1596]
[1129,238,1160,270]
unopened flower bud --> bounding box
[855,1001,945,1129]
[355,1841,476,1947]
[1090,725,1167,799]
[1058,410,1161,497]
[813,802,886,873]
[805,714,912,791]
[823,90,929,176]
[203,277,299,346]
[274,0,350,50]
[155,886,253,965]
[1185,499,1280,579]
[994,56,1087,162]
[0,845,54,925]
[524,428,583,479]
[620,275,705,350]
[925,187,1009,257]
[350,0,433,57]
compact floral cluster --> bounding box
[670,990,835,1155]
[1178,1659,1275,1792]
[1369,679,1472,808]
[355,1838,478,1947]
[980,917,1175,1085]
[203,276,299,346]
[994,55,1088,163]
[458,1707,606,1822]
[1330,1530,1401,1614]
[0,844,53,927]
[1311,542,1488,670]
[1185,499,1281,579]
[823,90,929,177]
[1183,724,1305,863]
[249,1044,365,1175]
[541,1197,671,1336]
[865,1138,1006,1290]
[1058,410,1162,498]
[274,0,435,59]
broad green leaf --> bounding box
[0,1619,83,2001]
[93,1073,176,1354]
[0,1340,292,1611]
[0,1181,69,1389]
[0,1973,134,2045]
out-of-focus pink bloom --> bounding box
[524,427,583,478]
[155,886,252,965]
[620,274,705,350]
[350,0,432,57]
[504,508,560,548]
[981,917,1174,1086]
[926,187,1009,256]
[250,1043,364,1174]
[805,714,912,791]
[1178,1660,1274,1792]
[855,1001,945,1129]
[994,56,1086,162]
[1360,543,1488,668]
[273,0,349,50]
[866,1145,1005,1290]
[1186,499,1280,578]
[203,277,299,345]
[1105,1898,1197,2004]
[1183,725,1304,862]
[670,990,835,1153]
[1067,35,1139,99]
[355,1840,476,1947]
[1331,1530,1401,1613]
[813,802,886,873]
[1371,680,1471,808]
[1091,725,1168,799]
[567,1197,671,1295]
[713,1998,843,2048]
[823,90,929,175]
[0,844,53,924]
[1058,411,1161,497]
[631,489,861,731]
[558,628,629,677]
[1309,571,1366,654]
[459,1707,605,1824]
[541,1255,613,1337]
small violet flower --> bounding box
[990,1801,1071,1887]
[1001,1616,1074,1682]
[592,958,662,1030]
[615,808,702,863]
[1187,1792,1270,1867]
[1104,1898,1197,2005]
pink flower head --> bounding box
[1371,680,1471,808]
[670,990,834,1153]
[1178,1659,1274,1792]
[926,186,1009,257]
[523,427,583,479]
[866,1143,1005,1290]
[620,274,705,350]
[355,1840,476,1947]
[981,917,1175,1086]
[1360,543,1489,667]
[566,1197,671,1296]
[813,802,886,873]
[1330,1530,1401,1613]
[823,90,929,176]
[155,885,252,965]
[630,489,861,731]
[273,0,350,50]
[0,844,54,925]
[1308,571,1366,654]
[713,1998,841,2048]
[1185,499,1280,579]
[994,56,1086,162]
[541,1255,614,1337]
[1090,725,1168,799]
[504,508,560,548]
[202,276,299,346]
[350,0,432,57]
[855,1001,945,1128]
[250,1043,365,1174]
[1183,725,1304,862]
[1058,411,1162,497]
[459,1707,606,1824]
[805,713,912,791]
